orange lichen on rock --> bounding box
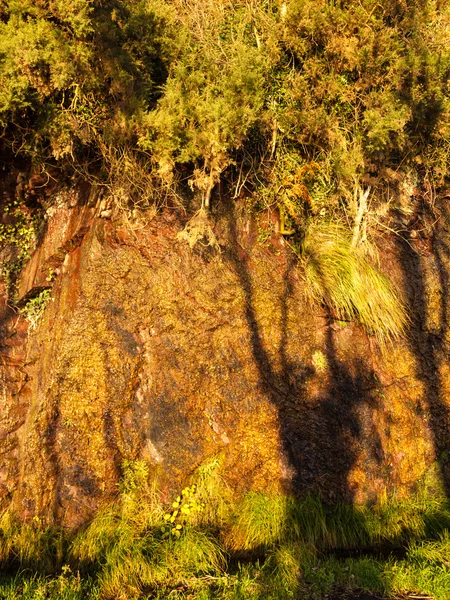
[1,194,450,527]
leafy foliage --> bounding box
[0,0,449,202]
[1,0,448,334]
[20,287,52,330]
[0,197,42,300]
[0,0,179,203]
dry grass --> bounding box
[300,221,408,342]
[177,208,221,252]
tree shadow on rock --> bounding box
[395,191,450,495]
[223,210,395,598]
[225,211,382,503]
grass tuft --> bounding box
[227,492,289,551]
[300,221,408,341]
[189,456,232,528]
[0,511,65,573]
[263,542,306,595]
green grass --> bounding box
[0,511,66,573]
[0,569,99,600]
[1,542,449,600]
[227,487,450,554]
[1,461,449,599]
[227,492,290,551]
[69,460,226,599]
[300,221,408,342]
[306,533,450,600]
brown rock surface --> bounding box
[1,187,449,528]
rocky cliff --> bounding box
[1,180,449,528]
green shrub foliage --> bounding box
[1,0,449,201]
[0,0,179,171]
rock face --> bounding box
[1,184,450,528]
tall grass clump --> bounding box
[0,511,65,573]
[263,539,322,598]
[362,487,450,547]
[188,457,233,528]
[301,221,408,341]
[227,492,290,551]
[71,461,164,568]
[70,460,225,599]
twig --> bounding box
[351,185,371,247]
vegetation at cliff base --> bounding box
[1,460,450,599]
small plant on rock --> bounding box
[162,484,205,539]
[20,288,52,330]
[300,221,408,342]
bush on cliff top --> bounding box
[0,0,449,206]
